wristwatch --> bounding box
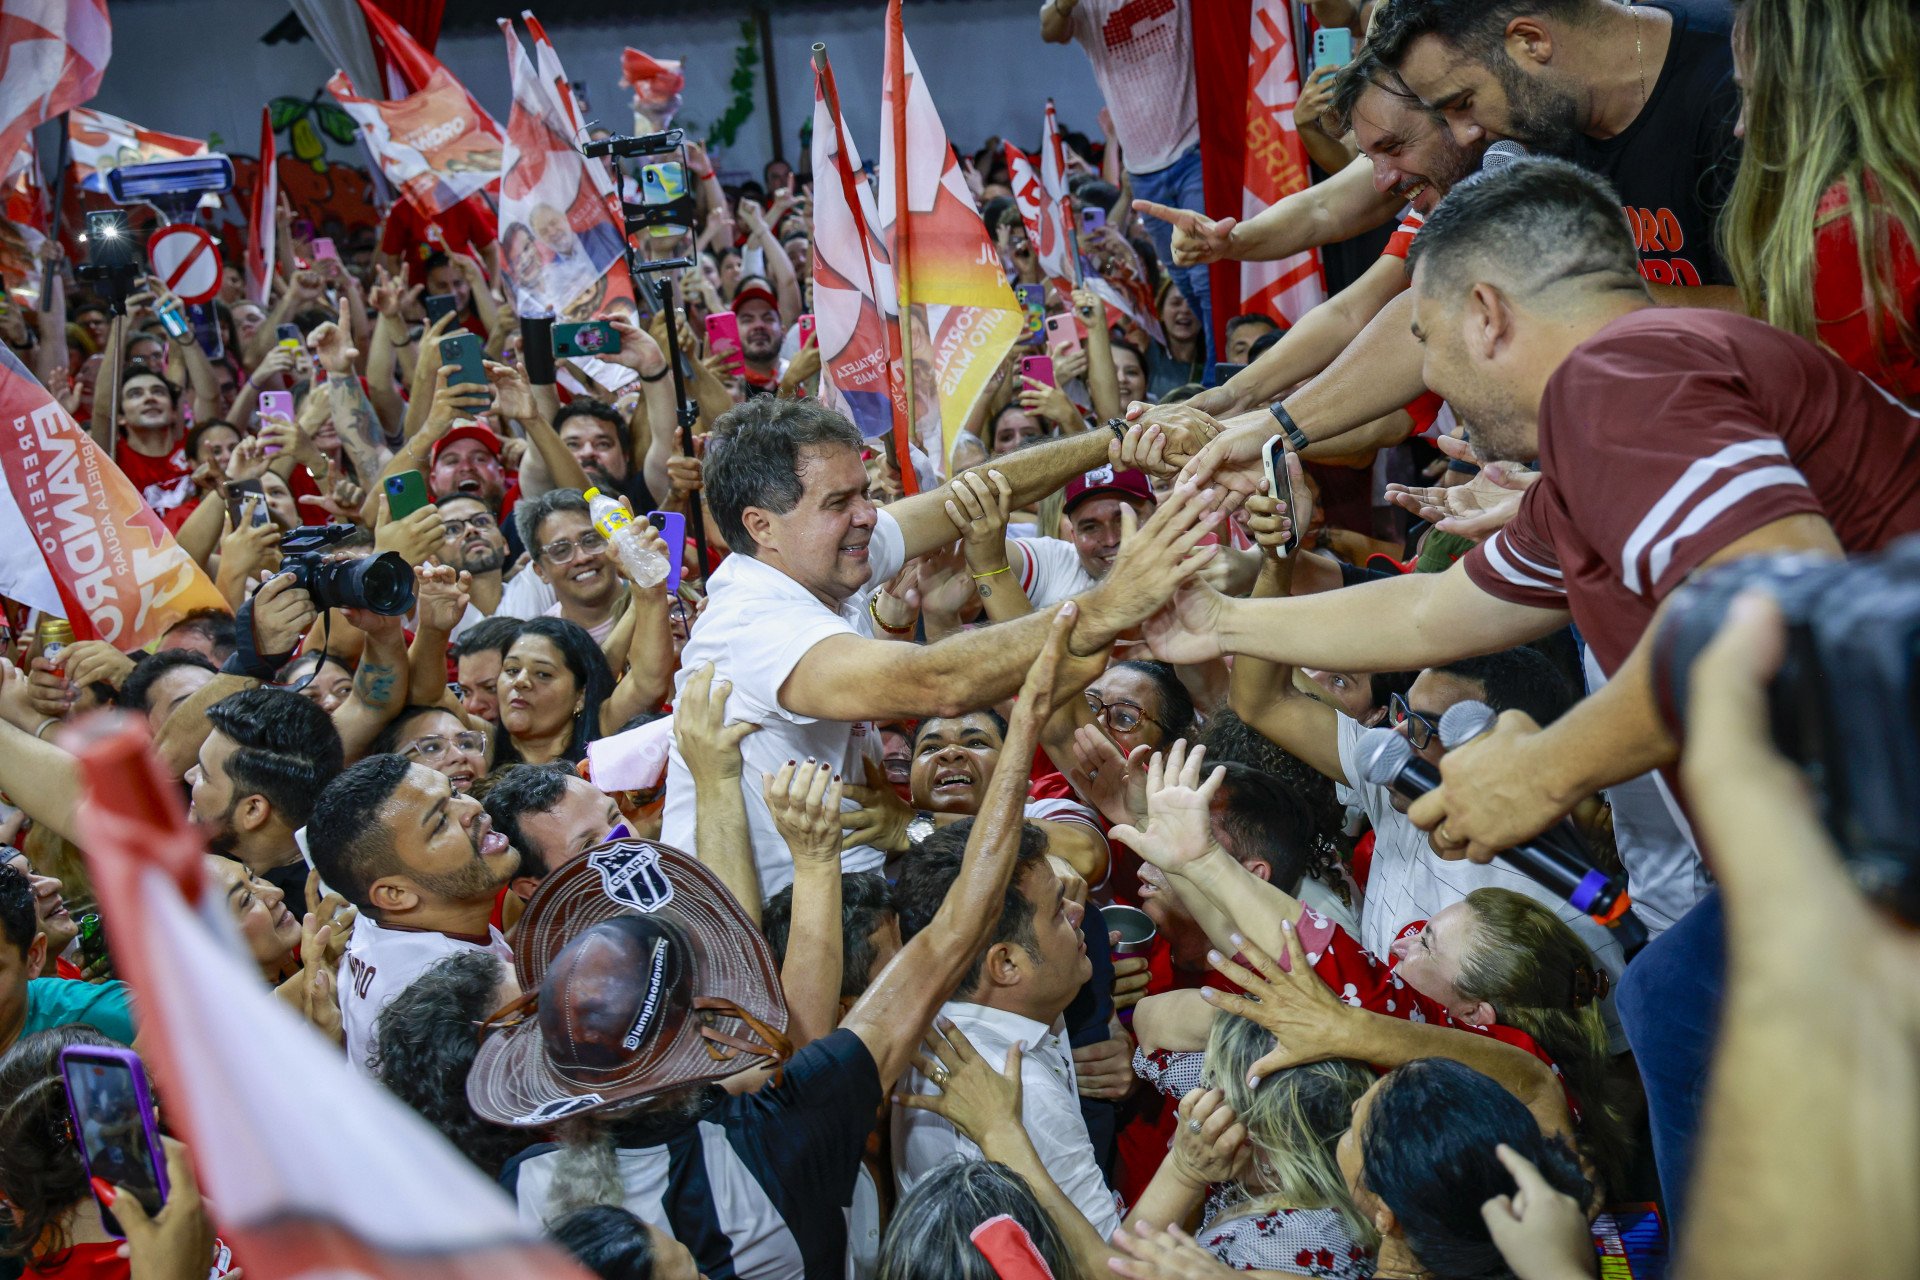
[905,811,937,846]
[1268,401,1310,451]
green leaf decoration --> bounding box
[269,97,309,132]
[316,104,359,146]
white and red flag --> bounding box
[68,714,601,1280]
[810,47,902,459]
[0,0,110,185]
[244,106,277,306]
[66,105,204,194]
[621,46,685,133]
[327,66,502,219]
[1001,101,1081,300]
[1240,0,1324,324]
[878,0,1022,476]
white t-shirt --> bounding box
[659,511,908,897]
[1007,536,1097,608]
[339,917,514,1075]
[495,566,558,620]
[1068,0,1199,175]
[1333,714,1627,1045]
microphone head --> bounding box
[1482,140,1530,172]
[1438,701,1499,750]
[1357,726,1415,788]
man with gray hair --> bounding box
[659,396,1223,897]
[491,488,627,644]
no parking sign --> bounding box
[147,224,221,305]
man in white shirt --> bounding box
[891,821,1121,1238]
[1007,466,1156,608]
[659,398,1221,897]
[307,754,520,1072]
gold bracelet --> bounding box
[868,592,915,635]
[970,564,1011,580]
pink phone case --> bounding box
[1020,355,1055,388]
[1044,313,1084,354]
[797,314,817,348]
[707,312,745,376]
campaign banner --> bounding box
[67,106,205,194]
[810,49,902,452]
[879,0,1023,474]
[1241,0,1325,324]
[0,346,226,645]
[1003,140,1076,301]
[498,17,632,325]
[328,68,503,219]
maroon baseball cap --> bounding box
[431,422,503,464]
[1063,465,1154,513]
[465,839,790,1127]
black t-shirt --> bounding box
[261,857,312,916]
[501,1028,882,1280]
[1570,0,1740,287]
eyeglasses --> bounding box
[539,531,608,564]
[1389,693,1441,752]
[669,597,690,632]
[1085,691,1166,735]
[401,731,489,763]
[443,512,498,537]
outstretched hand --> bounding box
[1108,740,1226,875]
[1130,200,1240,268]
[1199,920,1355,1087]
[765,758,846,868]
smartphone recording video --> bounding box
[60,1046,168,1239]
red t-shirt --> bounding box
[114,440,194,516]
[1463,308,1920,678]
[24,1242,128,1280]
[1812,176,1920,403]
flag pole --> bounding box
[884,4,919,493]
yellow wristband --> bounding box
[970,564,1012,580]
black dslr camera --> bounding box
[1652,534,1920,921]
[280,525,416,616]
[75,210,144,315]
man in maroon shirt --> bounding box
[1144,157,1920,857]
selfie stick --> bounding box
[594,130,711,582]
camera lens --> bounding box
[319,552,417,615]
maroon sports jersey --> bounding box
[1465,308,1920,675]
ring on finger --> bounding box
[1186,1118,1203,1134]
[929,1066,951,1088]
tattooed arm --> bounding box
[331,611,411,762]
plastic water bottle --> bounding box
[586,488,668,589]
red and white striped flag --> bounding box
[1241,0,1324,324]
[69,715,601,1280]
[1002,102,1079,300]
[66,105,205,195]
[245,107,277,307]
[0,0,110,186]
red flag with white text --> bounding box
[0,346,226,643]
[245,107,277,306]
[1240,0,1324,323]
[68,716,602,1280]
[0,0,110,185]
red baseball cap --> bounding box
[431,423,503,464]
[1063,465,1154,513]
[732,279,780,317]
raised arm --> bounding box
[484,361,590,496]
[840,605,1074,1091]
[0,660,84,843]
[1039,0,1076,43]
[674,664,765,922]
[763,760,846,1047]
[330,610,410,761]
[887,425,1114,560]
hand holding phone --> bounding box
[439,333,487,389]
[385,470,431,521]
[60,1046,168,1238]
[1043,313,1084,355]
[706,312,745,377]
[1020,355,1056,388]
[1262,435,1305,558]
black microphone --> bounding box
[1356,721,1645,950]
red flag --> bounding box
[621,47,685,132]
[0,0,110,183]
[68,715,601,1280]
[879,0,1022,475]
[1241,0,1325,323]
[0,346,227,644]
[357,0,460,101]
[245,107,277,307]
[810,48,905,470]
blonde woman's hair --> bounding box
[1454,888,1627,1198]
[1721,0,1920,373]
[1202,1014,1375,1244]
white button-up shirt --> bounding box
[892,1001,1124,1240]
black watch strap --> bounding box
[1269,401,1310,451]
[1107,417,1128,443]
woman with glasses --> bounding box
[371,705,493,795]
